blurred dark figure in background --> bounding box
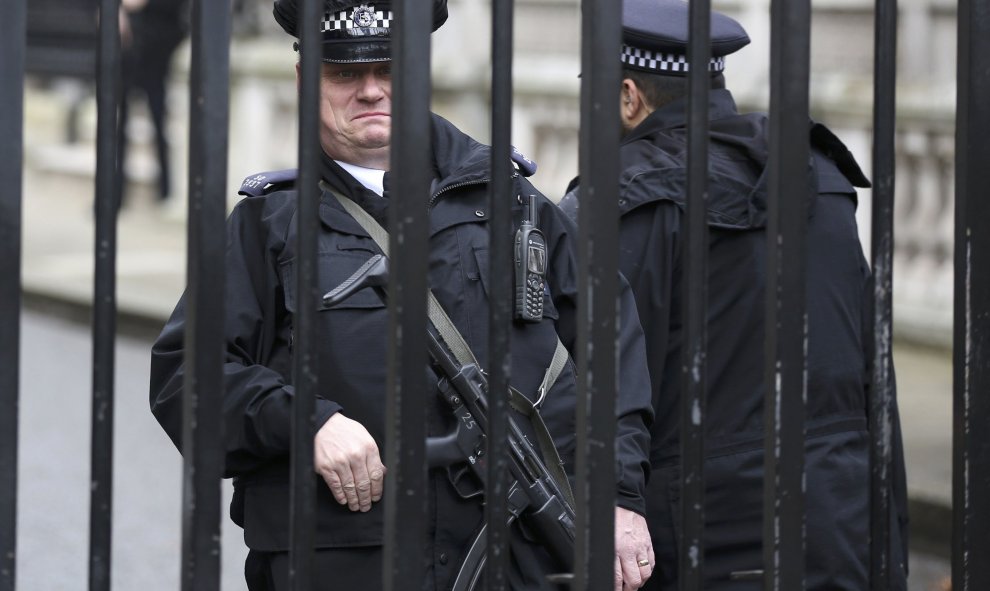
[117,0,189,208]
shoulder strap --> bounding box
[326,183,484,368]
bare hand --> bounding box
[614,506,655,591]
[313,413,386,512]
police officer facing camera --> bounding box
[150,1,656,589]
[560,1,909,589]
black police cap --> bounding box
[273,0,449,63]
[622,0,750,76]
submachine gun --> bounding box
[322,254,576,590]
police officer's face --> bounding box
[304,61,393,168]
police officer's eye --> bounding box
[324,68,356,81]
[378,66,392,78]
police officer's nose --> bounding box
[356,72,387,101]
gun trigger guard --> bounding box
[447,464,484,500]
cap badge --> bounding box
[351,5,377,28]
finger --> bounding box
[621,555,644,590]
[637,556,654,588]
[350,458,373,512]
[641,561,654,581]
[322,470,347,506]
[336,465,360,512]
[368,458,386,503]
[614,556,624,591]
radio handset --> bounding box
[514,195,548,323]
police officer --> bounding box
[150,1,656,589]
[560,1,909,589]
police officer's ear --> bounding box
[620,78,651,132]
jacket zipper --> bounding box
[428,179,488,209]
[428,172,518,209]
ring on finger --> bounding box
[637,559,651,567]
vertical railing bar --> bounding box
[762,0,811,589]
[0,1,26,589]
[383,0,432,588]
[486,0,514,588]
[181,0,231,589]
[953,0,990,589]
[90,0,121,588]
[288,0,322,587]
[574,0,621,588]
[869,0,897,588]
[680,0,711,588]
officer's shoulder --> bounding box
[238,169,298,197]
[809,123,871,192]
[510,146,537,178]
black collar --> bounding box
[623,88,740,145]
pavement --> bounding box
[17,89,955,588]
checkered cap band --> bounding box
[621,44,725,74]
[321,4,393,32]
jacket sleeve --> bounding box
[149,197,341,477]
[541,190,655,516]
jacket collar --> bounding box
[317,115,499,238]
[623,88,740,145]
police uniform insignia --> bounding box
[238,169,298,196]
[351,4,377,28]
[511,146,538,177]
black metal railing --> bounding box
[1,0,989,590]
[289,0,322,587]
[574,0,621,589]
[953,1,990,589]
[181,0,231,589]
[90,1,121,588]
[487,0,515,586]
[764,0,812,586]
[381,1,433,588]
[0,2,26,591]
[680,0,712,588]
[870,0,898,588]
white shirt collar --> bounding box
[336,160,386,197]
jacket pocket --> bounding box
[471,246,559,321]
[280,250,387,312]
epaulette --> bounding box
[238,169,298,197]
[511,146,538,177]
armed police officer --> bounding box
[150,1,657,589]
[560,1,909,589]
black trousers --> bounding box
[244,540,566,591]
[245,547,384,591]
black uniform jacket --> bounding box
[150,115,653,586]
[560,90,909,590]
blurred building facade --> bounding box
[23,0,958,347]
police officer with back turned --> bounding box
[150,1,657,589]
[560,1,910,589]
